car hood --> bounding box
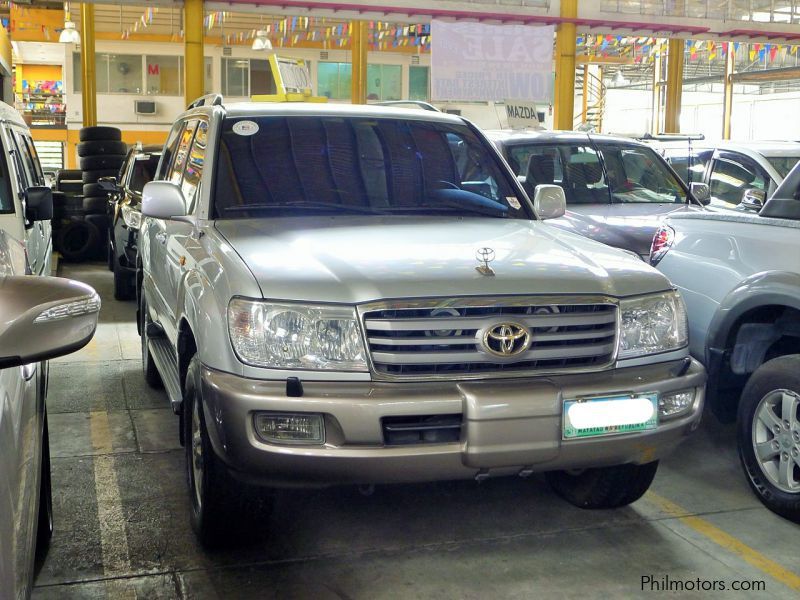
[213,217,671,304]
[549,204,701,258]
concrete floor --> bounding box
[33,262,800,599]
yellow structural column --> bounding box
[553,0,577,131]
[350,21,368,105]
[722,42,734,139]
[79,3,97,127]
[184,0,205,106]
[664,38,684,133]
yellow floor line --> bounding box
[89,410,136,599]
[646,492,800,591]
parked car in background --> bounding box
[0,252,100,598]
[486,130,709,258]
[104,144,162,300]
[651,161,800,522]
[0,101,53,277]
[139,99,705,547]
[658,140,800,210]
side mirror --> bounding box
[142,181,187,220]
[97,176,119,193]
[689,182,711,205]
[741,188,766,211]
[0,276,100,369]
[24,186,53,222]
[516,174,527,185]
[532,184,566,220]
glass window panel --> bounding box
[107,54,142,94]
[168,120,198,185]
[145,55,181,96]
[709,157,767,205]
[182,121,207,213]
[367,64,401,101]
[409,66,429,101]
[222,58,249,96]
[129,154,160,193]
[72,52,82,93]
[338,63,352,100]
[250,59,277,95]
[317,62,338,99]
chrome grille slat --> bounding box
[372,342,616,365]
[359,296,619,380]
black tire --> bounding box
[79,155,126,172]
[35,410,53,562]
[184,355,273,548]
[51,190,66,206]
[56,180,84,194]
[83,183,109,197]
[82,169,119,184]
[55,219,99,262]
[113,258,135,301]
[140,293,163,388]
[83,196,108,214]
[79,126,122,142]
[77,140,127,157]
[546,461,659,509]
[737,355,800,523]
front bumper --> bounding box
[200,358,706,487]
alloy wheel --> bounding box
[191,398,205,511]
[752,389,800,493]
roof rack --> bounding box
[371,100,440,112]
[187,94,223,110]
[608,132,705,142]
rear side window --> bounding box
[129,154,161,193]
[508,145,564,198]
[157,122,184,180]
[181,121,208,214]
[599,144,686,204]
[665,150,712,184]
[561,145,609,204]
[168,120,198,185]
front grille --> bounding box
[360,297,618,379]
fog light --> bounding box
[658,389,695,419]
[254,412,324,444]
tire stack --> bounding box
[77,126,126,261]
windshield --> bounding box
[767,156,800,179]
[507,141,687,205]
[213,116,530,219]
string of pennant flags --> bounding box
[577,34,800,65]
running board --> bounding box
[148,336,183,413]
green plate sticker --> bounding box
[563,393,659,439]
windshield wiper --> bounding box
[221,202,387,215]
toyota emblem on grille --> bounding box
[482,322,532,357]
[475,247,496,276]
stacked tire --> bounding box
[78,126,126,261]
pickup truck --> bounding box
[138,98,706,547]
[652,161,800,522]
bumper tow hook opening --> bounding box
[358,484,375,496]
[518,467,534,478]
[475,469,490,483]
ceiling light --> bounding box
[252,30,272,51]
[59,21,80,44]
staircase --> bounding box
[574,67,606,132]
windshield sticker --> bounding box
[506,196,521,210]
[232,120,259,136]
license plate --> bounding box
[563,393,658,439]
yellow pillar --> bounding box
[350,21,368,104]
[664,38,684,133]
[184,0,205,105]
[722,42,734,140]
[553,0,577,131]
[651,48,662,135]
[79,3,97,127]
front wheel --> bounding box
[183,356,273,548]
[737,355,800,523]
[546,461,659,509]
[113,259,134,301]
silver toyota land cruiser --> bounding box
[139,97,706,546]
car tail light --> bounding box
[650,225,675,266]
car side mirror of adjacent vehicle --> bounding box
[532,184,566,220]
[24,186,53,223]
[689,182,711,205]
[0,276,100,369]
[96,176,119,193]
[141,181,187,220]
[741,188,766,211]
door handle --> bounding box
[155,232,167,245]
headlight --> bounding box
[618,291,688,359]
[121,204,141,230]
[227,298,368,371]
